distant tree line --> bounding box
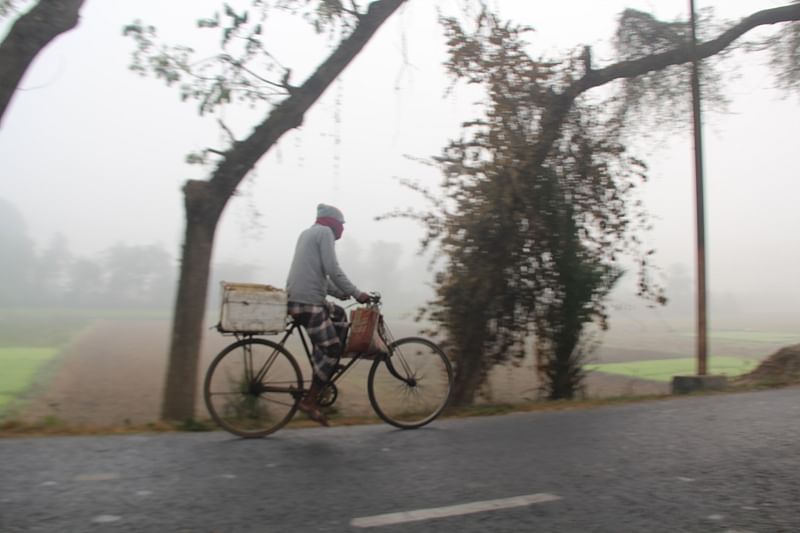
[0,198,175,309]
[0,197,423,313]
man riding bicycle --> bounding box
[285,203,371,426]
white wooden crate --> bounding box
[218,282,288,333]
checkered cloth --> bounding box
[287,301,348,382]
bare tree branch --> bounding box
[207,0,407,202]
[532,3,800,174]
[216,119,237,144]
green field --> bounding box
[0,307,175,415]
[587,356,760,383]
[0,347,60,409]
[0,308,98,414]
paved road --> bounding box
[1,387,799,532]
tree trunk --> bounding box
[161,0,407,422]
[161,181,222,421]
[548,323,581,400]
[450,344,485,407]
[0,0,85,125]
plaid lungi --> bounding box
[287,301,348,382]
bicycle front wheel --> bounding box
[203,338,302,438]
[367,337,453,429]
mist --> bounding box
[1,0,798,341]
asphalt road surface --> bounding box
[2,387,799,532]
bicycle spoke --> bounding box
[260,396,298,409]
[204,339,302,438]
[254,347,281,383]
[368,337,452,429]
[398,357,414,380]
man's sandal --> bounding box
[297,402,330,427]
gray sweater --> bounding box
[286,223,361,305]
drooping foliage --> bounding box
[767,3,800,91]
[612,8,727,131]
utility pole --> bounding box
[689,0,708,375]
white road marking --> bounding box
[91,515,121,524]
[350,492,561,528]
[676,477,695,482]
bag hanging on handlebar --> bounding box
[345,307,381,354]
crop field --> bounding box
[0,309,86,414]
[586,356,760,383]
[0,307,796,427]
[0,347,59,409]
[0,308,167,418]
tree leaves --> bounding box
[768,18,800,91]
[612,7,729,134]
[0,0,19,19]
[122,1,364,119]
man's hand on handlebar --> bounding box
[356,292,371,304]
[356,292,381,304]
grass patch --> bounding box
[0,307,172,413]
[0,347,59,410]
[448,403,519,418]
[5,384,800,437]
[0,396,676,437]
[0,417,207,437]
[587,356,760,382]
[175,418,216,432]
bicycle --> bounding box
[203,294,453,438]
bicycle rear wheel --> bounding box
[367,337,453,429]
[204,338,302,437]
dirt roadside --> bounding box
[7,319,670,428]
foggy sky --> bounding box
[1,0,798,322]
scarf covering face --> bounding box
[316,217,344,240]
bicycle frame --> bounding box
[244,314,414,391]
